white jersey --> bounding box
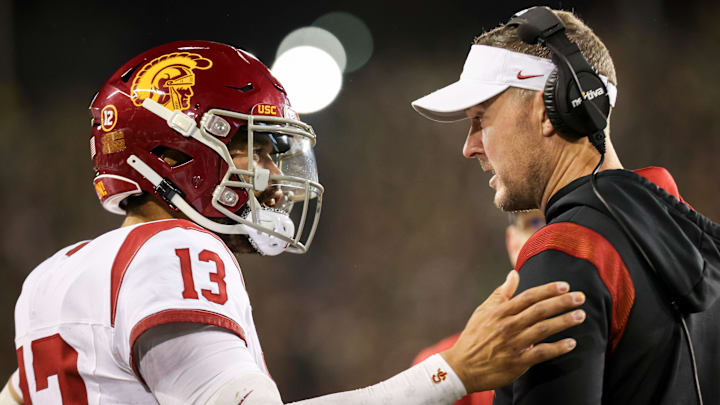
[13,219,267,404]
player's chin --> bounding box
[211,215,261,255]
[219,233,261,255]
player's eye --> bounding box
[269,152,280,166]
[252,148,262,162]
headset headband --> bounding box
[508,6,610,148]
[507,7,595,81]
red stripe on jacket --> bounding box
[516,222,635,354]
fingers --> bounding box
[518,338,577,366]
[506,291,585,332]
[500,279,571,316]
[511,305,586,349]
[501,270,520,298]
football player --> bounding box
[0,41,585,404]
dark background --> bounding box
[1,0,718,401]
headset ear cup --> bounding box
[543,69,564,136]
[543,68,583,139]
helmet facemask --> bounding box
[204,108,324,255]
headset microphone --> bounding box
[508,7,704,405]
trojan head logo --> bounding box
[131,52,213,111]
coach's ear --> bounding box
[534,91,555,137]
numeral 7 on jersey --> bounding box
[16,334,89,404]
[175,248,228,305]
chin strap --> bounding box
[141,98,232,162]
[126,154,293,256]
[141,98,197,137]
[242,208,295,256]
[135,98,296,255]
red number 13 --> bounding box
[175,248,228,305]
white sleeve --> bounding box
[137,324,466,405]
[9,370,20,402]
[0,370,22,405]
[286,354,466,405]
[136,323,283,405]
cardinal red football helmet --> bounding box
[89,40,323,255]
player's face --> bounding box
[229,133,285,208]
[219,133,286,255]
[463,90,549,212]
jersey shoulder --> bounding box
[111,220,251,372]
[19,239,92,288]
[112,219,246,325]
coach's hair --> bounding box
[475,10,617,87]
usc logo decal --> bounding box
[431,368,447,384]
[131,52,213,111]
[255,103,279,117]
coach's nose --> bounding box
[463,123,484,159]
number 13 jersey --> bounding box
[14,219,268,404]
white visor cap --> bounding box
[411,45,617,122]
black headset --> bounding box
[508,6,610,153]
[506,7,704,405]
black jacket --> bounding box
[494,167,720,405]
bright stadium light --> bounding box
[277,27,347,72]
[272,46,343,114]
[314,12,374,73]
